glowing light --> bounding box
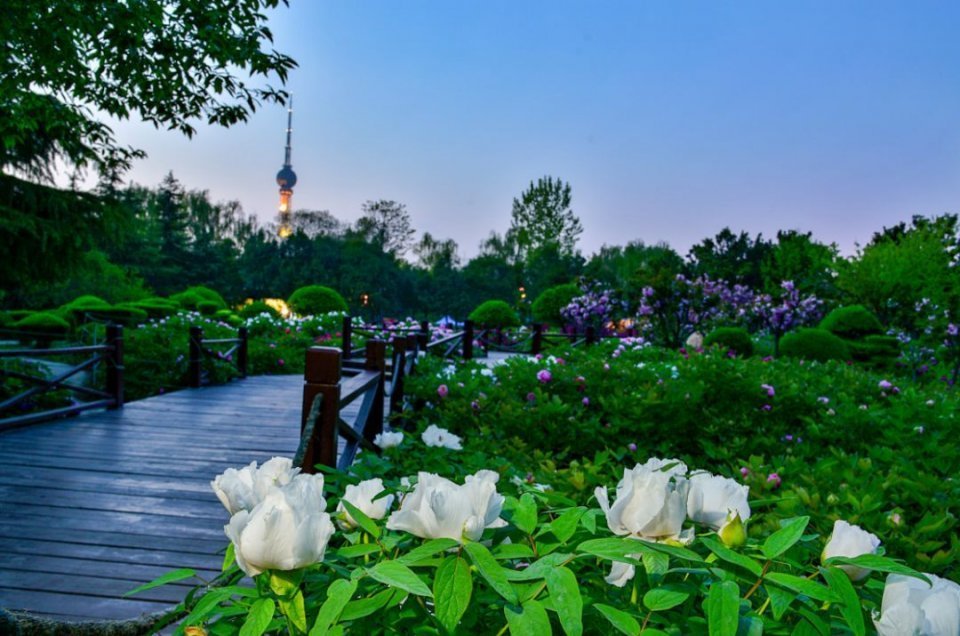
[263,298,292,318]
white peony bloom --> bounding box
[875,573,960,636]
[336,478,395,530]
[822,520,882,581]
[686,472,751,534]
[421,424,463,450]
[595,461,689,541]
[685,332,704,350]
[605,561,637,588]
[225,473,335,577]
[374,431,404,449]
[638,456,688,478]
[212,457,300,515]
[386,470,504,543]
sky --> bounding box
[109,1,960,259]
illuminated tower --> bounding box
[276,96,297,238]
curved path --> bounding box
[0,375,304,622]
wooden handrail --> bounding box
[188,326,248,388]
[0,345,111,357]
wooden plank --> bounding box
[2,537,222,571]
[0,588,173,621]
[0,571,189,604]
[0,485,226,519]
[7,506,228,540]
[0,521,225,555]
[0,553,217,587]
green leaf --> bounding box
[701,537,764,577]
[635,540,705,564]
[124,568,196,597]
[269,569,304,598]
[823,555,930,584]
[593,603,641,636]
[493,543,536,560]
[279,590,307,634]
[765,585,795,620]
[398,538,460,565]
[434,556,473,635]
[543,507,586,544]
[339,588,395,621]
[643,550,669,585]
[239,598,275,636]
[222,543,236,572]
[576,538,643,564]
[513,494,538,535]
[706,580,740,636]
[820,567,865,636]
[761,516,810,560]
[765,573,838,602]
[339,499,381,539]
[310,579,357,636]
[464,541,518,603]
[738,616,764,636]
[505,600,552,636]
[643,588,689,611]
[336,543,382,559]
[546,566,582,636]
[368,561,433,597]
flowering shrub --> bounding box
[560,284,624,332]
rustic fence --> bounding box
[188,325,248,388]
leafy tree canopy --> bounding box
[354,200,416,257]
[1,0,296,180]
[509,176,583,259]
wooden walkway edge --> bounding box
[0,375,307,622]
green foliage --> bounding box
[126,297,180,319]
[532,284,579,326]
[287,285,348,316]
[13,311,71,335]
[820,305,884,339]
[469,300,520,328]
[171,286,227,311]
[688,227,772,288]
[704,327,754,357]
[779,328,850,362]
[197,301,220,316]
[239,301,280,320]
[509,176,583,259]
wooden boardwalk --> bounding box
[0,375,306,622]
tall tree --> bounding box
[687,228,772,287]
[509,176,583,259]
[354,200,416,257]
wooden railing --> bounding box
[296,334,421,472]
[0,324,124,431]
[188,326,248,388]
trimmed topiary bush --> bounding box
[126,297,180,318]
[14,312,71,337]
[819,305,883,339]
[94,305,149,325]
[532,284,580,326]
[469,300,520,328]
[704,327,754,357]
[62,295,112,322]
[287,285,348,316]
[779,328,850,362]
[170,286,227,311]
[239,300,280,320]
[197,301,220,316]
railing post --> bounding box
[390,337,407,418]
[585,325,597,345]
[301,347,342,473]
[531,323,543,355]
[189,326,203,388]
[237,327,248,378]
[463,320,474,360]
[418,320,429,349]
[342,315,352,360]
[106,324,124,408]
[365,339,387,442]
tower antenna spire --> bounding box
[275,93,297,238]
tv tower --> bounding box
[276,95,297,238]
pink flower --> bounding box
[878,379,893,390]
[537,369,552,383]
[582,397,590,406]
[471,400,480,411]
[526,392,536,402]
[277,358,285,366]
[603,363,610,371]
[766,473,782,488]
[627,442,637,452]
[762,404,772,412]
[761,384,775,397]
[437,384,449,398]
[740,467,750,477]
[555,357,566,366]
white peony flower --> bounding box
[421,424,463,450]
[336,478,395,530]
[686,472,751,543]
[386,470,504,543]
[822,520,882,581]
[685,332,704,350]
[225,473,335,577]
[595,460,690,587]
[875,573,960,636]
[212,457,300,515]
[374,431,404,449]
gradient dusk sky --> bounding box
[110,1,960,258]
